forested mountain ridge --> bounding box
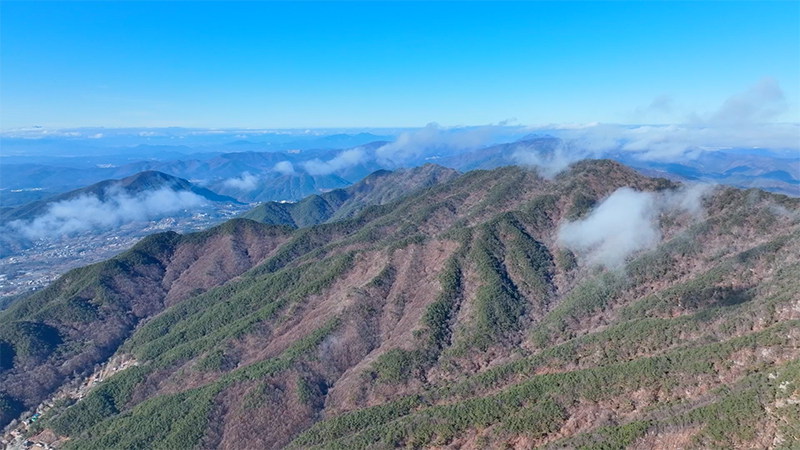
[239,163,460,228]
[0,219,293,427]
[1,160,799,449]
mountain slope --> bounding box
[3,160,799,449]
[0,171,239,223]
[240,163,460,228]
[213,171,354,204]
[0,219,293,427]
[0,190,56,208]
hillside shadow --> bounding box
[681,285,755,311]
[710,286,755,308]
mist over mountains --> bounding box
[239,164,460,228]
[1,122,796,300]
[3,110,798,204]
[0,113,798,450]
[2,158,799,449]
[0,172,243,258]
[0,92,797,449]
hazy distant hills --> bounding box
[0,190,56,208]
[0,171,238,224]
[438,135,800,196]
[66,170,236,204]
[0,132,393,161]
[613,150,800,196]
[2,159,798,448]
[0,146,387,202]
[0,151,336,194]
[215,172,353,204]
[438,135,562,171]
[240,163,460,227]
[174,141,389,202]
[2,136,796,203]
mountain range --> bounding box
[2,137,797,210]
[1,160,798,449]
[240,164,460,227]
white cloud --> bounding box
[302,148,367,175]
[375,122,504,166]
[660,183,713,216]
[558,188,660,268]
[273,161,296,176]
[512,141,595,178]
[223,172,260,191]
[9,187,207,240]
[534,122,800,163]
[557,185,711,268]
[530,78,798,163]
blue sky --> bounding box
[1,2,798,129]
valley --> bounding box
[0,204,249,302]
[0,171,253,303]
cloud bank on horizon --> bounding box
[513,77,798,168]
[275,78,798,178]
[1,79,797,185]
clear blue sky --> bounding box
[1,1,798,129]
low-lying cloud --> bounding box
[512,141,595,178]
[538,122,799,163]
[8,187,208,240]
[274,161,295,176]
[375,122,515,166]
[223,172,260,191]
[557,184,711,268]
[302,148,367,176]
[297,122,517,173]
